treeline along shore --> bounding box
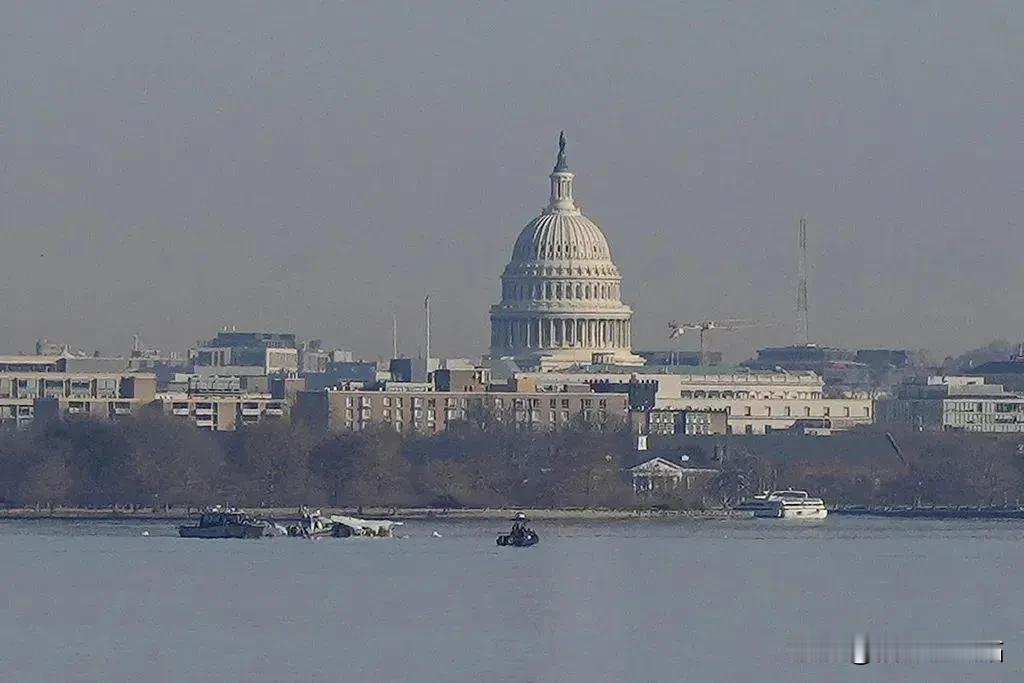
[2,411,1024,512]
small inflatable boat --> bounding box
[496,529,539,547]
[497,512,539,547]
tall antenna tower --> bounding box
[796,217,809,346]
[424,295,431,378]
[392,312,399,359]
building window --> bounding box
[96,378,117,398]
[744,406,751,416]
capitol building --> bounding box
[489,134,644,370]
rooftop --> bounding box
[519,364,821,379]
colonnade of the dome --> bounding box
[500,279,621,302]
[490,317,632,351]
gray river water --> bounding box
[0,517,1019,682]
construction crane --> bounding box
[667,319,760,363]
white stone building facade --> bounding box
[516,368,874,434]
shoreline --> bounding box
[6,506,1024,522]
[0,506,746,522]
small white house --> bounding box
[628,457,718,497]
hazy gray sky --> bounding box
[3,2,1021,361]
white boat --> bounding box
[737,490,828,520]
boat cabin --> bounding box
[198,511,251,527]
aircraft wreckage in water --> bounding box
[287,509,403,539]
[179,506,401,539]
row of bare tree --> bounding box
[0,414,636,509]
[2,415,1024,509]
[697,427,1024,508]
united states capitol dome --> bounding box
[509,208,615,265]
[489,133,643,370]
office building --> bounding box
[876,376,1024,433]
[155,392,286,431]
[293,387,628,434]
[0,355,156,427]
[516,366,872,434]
[191,330,299,376]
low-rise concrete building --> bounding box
[155,392,286,431]
[517,367,872,434]
[294,387,628,433]
[432,367,491,393]
[639,408,729,436]
[876,376,1024,433]
[744,345,855,373]
[191,330,299,375]
[0,355,156,427]
[967,356,1024,393]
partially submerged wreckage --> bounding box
[287,509,403,539]
[179,506,401,539]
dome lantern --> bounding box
[547,131,576,213]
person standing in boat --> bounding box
[511,512,528,541]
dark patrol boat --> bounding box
[178,508,265,539]
[496,513,539,547]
